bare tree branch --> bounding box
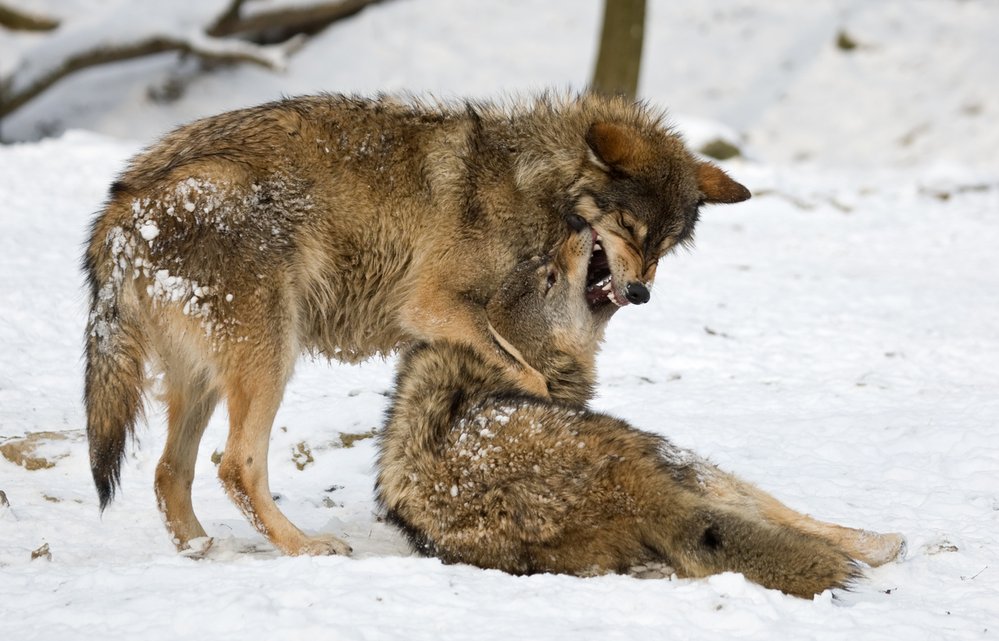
[208,0,383,42]
[1,35,294,119]
[0,3,59,31]
[208,0,250,36]
[0,1,383,121]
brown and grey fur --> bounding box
[83,92,751,555]
[377,228,906,598]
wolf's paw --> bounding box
[516,366,551,399]
[883,533,907,563]
[628,562,676,580]
[178,536,215,558]
[296,534,352,556]
[859,531,907,567]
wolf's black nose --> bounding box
[625,282,650,305]
[566,213,587,232]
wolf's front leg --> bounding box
[399,283,550,399]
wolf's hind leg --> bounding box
[218,362,351,557]
[155,368,219,550]
[698,468,906,567]
[760,501,907,567]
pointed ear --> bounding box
[697,162,751,203]
[586,122,647,173]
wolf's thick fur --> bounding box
[84,93,750,555]
[377,229,906,598]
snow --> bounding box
[137,221,159,241]
[1,1,998,640]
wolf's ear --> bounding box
[697,162,751,204]
[586,122,647,173]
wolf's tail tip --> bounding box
[92,464,120,513]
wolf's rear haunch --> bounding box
[83,220,146,512]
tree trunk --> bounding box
[591,0,646,99]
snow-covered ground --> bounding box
[1,1,997,640]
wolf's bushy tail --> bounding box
[83,220,147,512]
[648,507,859,598]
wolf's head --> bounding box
[568,118,750,312]
[486,226,611,405]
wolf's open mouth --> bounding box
[585,230,625,308]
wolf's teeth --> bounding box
[587,276,612,293]
[594,241,602,251]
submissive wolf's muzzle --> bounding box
[566,213,587,232]
[625,282,650,305]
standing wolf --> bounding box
[84,93,750,555]
[377,227,906,598]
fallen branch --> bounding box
[0,0,382,122]
[0,3,59,31]
[209,0,382,41]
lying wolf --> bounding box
[377,226,905,598]
[84,92,750,555]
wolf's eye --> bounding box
[546,270,557,292]
[618,214,636,237]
